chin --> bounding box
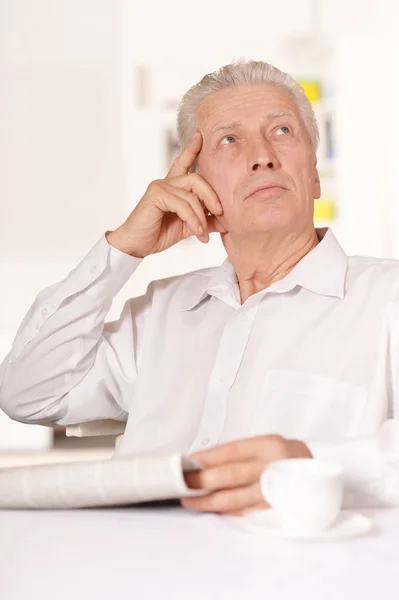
[246,206,293,233]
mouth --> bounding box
[245,184,287,200]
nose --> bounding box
[247,137,280,173]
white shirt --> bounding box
[1,228,399,507]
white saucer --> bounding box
[230,510,373,541]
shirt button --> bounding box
[89,266,97,274]
[240,313,249,322]
[201,438,210,447]
[41,308,48,317]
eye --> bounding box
[220,135,237,145]
[276,126,291,136]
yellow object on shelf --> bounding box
[297,80,322,103]
[314,199,335,221]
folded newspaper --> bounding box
[0,453,200,509]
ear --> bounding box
[313,165,321,200]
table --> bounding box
[0,507,398,600]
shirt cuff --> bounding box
[51,233,143,304]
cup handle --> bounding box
[260,468,276,505]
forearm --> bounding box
[0,235,142,424]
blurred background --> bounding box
[0,0,396,461]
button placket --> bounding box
[189,304,259,452]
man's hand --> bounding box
[182,435,312,516]
[106,132,227,258]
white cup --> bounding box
[260,458,343,534]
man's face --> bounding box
[196,84,321,235]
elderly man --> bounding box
[1,60,399,514]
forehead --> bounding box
[196,84,302,132]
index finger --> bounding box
[189,436,281,467]
[167,131,202,178]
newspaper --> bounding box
[0,453,200,509]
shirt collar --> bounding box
[180,228,348,311]
[283,228,348,299]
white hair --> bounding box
[177,60,319,153]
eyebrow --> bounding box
[211,111,293,135]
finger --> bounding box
[229,504,269,517]
[207,214,227,234]
[167,132,202,178]
[175,173,223,217]
[185,459,266,492]
[189,435,285,468]
[181,482,265,514]
[162,183,208,239]
[165,191,227,239]
[155,191,205,238]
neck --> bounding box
[222,226,319,304]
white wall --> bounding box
[127,0,393,61]
[0,0,127,331]
[332,40,394,257]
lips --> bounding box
[245,182,287,200]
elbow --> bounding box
[0,391,35,423]
[0,390,67,425]
[0,344,72,425]
[0,368,67,425]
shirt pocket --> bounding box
[250,369,368,440]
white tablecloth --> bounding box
[0,506,398,600]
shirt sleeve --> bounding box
[0,234,151,426]
[307,421,399,507]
